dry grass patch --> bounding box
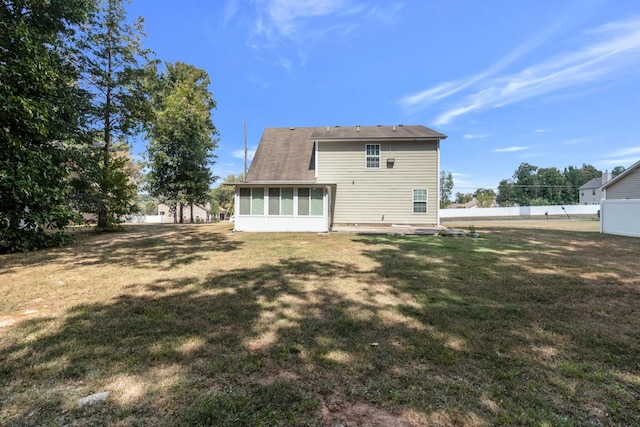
[1,220,639,426]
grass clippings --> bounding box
[1,220,639,426]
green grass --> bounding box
[1,221,639,426]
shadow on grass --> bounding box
[1,228,639,426]
[0,223,240,271]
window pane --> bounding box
[239,188,251,215]
[251,187,264,215]
[310,188,323,215]
[269,188,280,215]
[413,189,427,213]
[281,188,293,215]
[298,188,309,216]
[366,144,380,168]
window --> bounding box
[298,187,323,216]
[413,189,427,213]
[592,189,596,196]
[239,188,264,215]
[268,188,280,215]
[366,144,380,168]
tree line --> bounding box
[440,163,625,209]
[1,0,218,252]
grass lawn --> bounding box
[1,220,639,426]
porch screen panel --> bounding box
[281,188,293,215]
[310,188,323,215]
[251,187,264,215]
[298,188,309,216]
[239,188,251,215]
[269,188,280,215]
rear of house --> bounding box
[233,125,446,232]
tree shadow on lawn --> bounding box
[1,231,639,426]
[0,223,240,272]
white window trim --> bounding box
[412,188,428,214]
[365,143,381,169]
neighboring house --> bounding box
[232,125,447,232]
[600,160,640,200]
[599,159,640,238]
[447,199,479,209]
[157,202,211,223]
[579,172,611,205]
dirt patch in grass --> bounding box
[1,221,639,426]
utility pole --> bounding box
[243,120,247,181]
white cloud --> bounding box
[463,133,489,139]
[251,1,403,50]
[493,146,529,153]
[222,0,239,27]
[401,15,640,125]
[606,146,640,157]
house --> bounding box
[232,125,447,232]
[579,171,611,205]
[600,160,640,200]
[599,159,640,238]
[447,199,479,209]
[157,202,211,223]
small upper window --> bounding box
[366,144,380,168]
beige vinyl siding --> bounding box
[317,140,439,224]
[606,167,640,199]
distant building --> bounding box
[579,171,612,205]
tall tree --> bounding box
[146,62,218,223]
[511,162,539,206]
[0,0,92,252]
[611,165,625,177]
[496,179,515,207]
[72,0,153,230]
[537,167,565,205]
[439,170,454,208]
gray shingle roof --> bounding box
[310,124,446,140]
[245,125,446,183]
[579,177,602,190]
[245,127,317,182]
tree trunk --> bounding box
[190,203,194,223]
[179,204,183,223]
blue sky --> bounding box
[127,0,640,194]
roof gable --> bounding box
[601,159,640,189]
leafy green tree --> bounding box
[511,163,539,206]
[537,167,565,205]
[611,166,625,177]
[439,170,454,208]
[210,174,244,219]
[0,0,92,252]
[72,0,153,230]
[496,179,515,207]
[474,188,496,208]
[145,62,219,223]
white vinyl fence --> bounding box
[440,204,599,219]
[600,199,640,238]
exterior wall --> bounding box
[605,167,640,199]
[600,199,640,238]
[316,140,439,225]
[234,186,330,232]
[579,187,603,205]
[157,203,211,223]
